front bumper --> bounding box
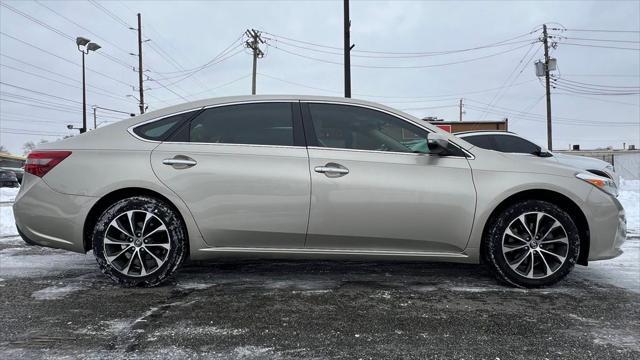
[13,175,97,253]
[586,187,626,261]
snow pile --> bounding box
[0,187,19,202]
[32,284,86,300]
[618,178,640,236]
[0,188,19,237]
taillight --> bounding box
[25,151,72,177]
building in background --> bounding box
[423,117,508,133]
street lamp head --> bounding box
[76,37,91,46]
[67,124,74,130]
[87,42,101,52]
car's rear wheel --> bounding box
[92,196,187,287]
[485,200,580,288]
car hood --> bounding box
[551,152,610,171]
[470,147,584,179]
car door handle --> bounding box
[314,163,349,177]
[162,156,197,168]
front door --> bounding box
[151,102,310,248]
[302,102,476,253]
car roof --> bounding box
[454,130,517,136]
[139,95,410,120]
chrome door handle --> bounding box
[314,166,349,174]
[314,163,349,177]
[162,156,197,168]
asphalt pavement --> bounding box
[0,236,638,359]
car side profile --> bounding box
[455,131,620,187]
[13,96,626,288]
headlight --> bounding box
[576,172,618,197]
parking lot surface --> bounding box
[0,236,638,359]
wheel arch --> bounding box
[83,187,190,254]
[480,189,590,266]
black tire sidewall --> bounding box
[92,196,187,287]
[486,200,580,288]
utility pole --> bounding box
[245,29,265,95]
[459,98,463,122]
[343,0,352,98]
[136,13,145,114]
[542,24,552,151]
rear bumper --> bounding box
[13,175,97,253]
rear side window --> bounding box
[188,103,294,146]
[461,134,496,150]
[133,111,197,141]
[493,135,540,154]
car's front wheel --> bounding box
[485,200,580,288]
[92,196,187,287]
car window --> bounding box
[493,135,540,154]
[133,111,198,141]
[308,103,430,154]
[188,103,294,146]
[460,134,497,151]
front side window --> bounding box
[133,111,198,141]
[493,135,540,154]
[188,103,294,146]
[308,103,429,153]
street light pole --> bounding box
[81,50,87,133]
[76,37,101,134]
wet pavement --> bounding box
[0,236,638,359]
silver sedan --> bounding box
[13,96,626,288]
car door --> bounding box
[150,102,310,248]
[302,102,476,253]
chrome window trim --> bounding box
[127,98,474,158]
[307,146,469,159]
[301,100,475,159]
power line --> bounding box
[0,81,82,105]
[0,61,136,105]
[552,77,640,89]
[257,72,536,99]
[478,43,542,119]
[1,2,134,70]
[558,42,640,51]
[35,0,134,57]
[262,29,539,55]
[561,36,640,44]
[564,28,640,33]
[0,31,133,88]
[269,42,535,69]
[88,0,131,28]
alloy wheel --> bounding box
[501,211,569,279]
[103,210,171,277]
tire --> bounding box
[484,200,580,288]
[92,196,187,287]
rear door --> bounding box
[150,102,310,248]
[302,102,476,253]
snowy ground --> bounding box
[0,235,638,359]
[0,182,638,359]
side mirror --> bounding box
[533,148,553,157]
[427,133,449,155]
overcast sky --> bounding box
[1,0,639,155]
